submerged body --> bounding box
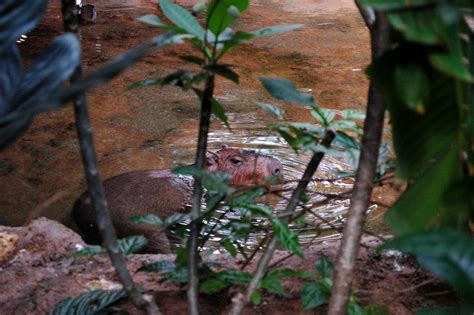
[73,146,283,253]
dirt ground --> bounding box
[0,219,459,314]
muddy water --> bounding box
[0,0,389,248]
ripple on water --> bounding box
[164,112,381,252]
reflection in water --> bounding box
[166,113,379,252]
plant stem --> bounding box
[187,74,215,315]
[229,129,335,315]
[61,1,160,314]
[326,6,390,314]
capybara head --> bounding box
[206,144,283,185]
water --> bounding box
[0,0,387,252]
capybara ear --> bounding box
[220,144,229,149]
[206,150,219,166]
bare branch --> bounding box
[327,10,390,315]
[61,1,160,314]
[229,129,336,315]
[187,74,215,315]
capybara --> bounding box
[73,145,283,253]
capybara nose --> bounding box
[272,166,281,176]
[268,159,283,178]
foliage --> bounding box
[300,256,387,313]
[380,229,474,306]
[74,236,147,257]
[48,289,128,315]
[0,0,80,150]
[358,1,473,313]
[359,0,473,234]
[258,76,394,176]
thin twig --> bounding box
[61,1,160,314]
[187,74,215,315]
[327,6,390,314]
[229,129,336,315]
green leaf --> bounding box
[385,148,463,235]
[162,213,189,226]
[49,290,128,315]
[229,188,266,206]
[358,0,433,10]
[265,268,316,280]
[118,235,147,255]
[260,77,315,106]
[206,0,249,36]
[250,292,262,305]
[130,214,163,226]
[256,102,285,119]
[429,52,473,82]
[172,165,205,176]
[300,282,330,310]
[179,55,204,66]
[199,279,228,293]
[272,219,303,258]
[207,64,239,83]
[315,256,333,278]
[341,109,366,121]
[138,260,176,272]
[221,239,237,256]
[416,305,474,315]
[216,269,252,285]
[137,14,165,27]
[211,98,230,128]
[347,302,365,315]
[251,24,304,37]
[159,0,205,40]
[74,245,106,257]
[331,119,359,131]
[74,236,146,257]
[387,6,458,45]
[394,64,429,113]
[261,278,285,296]
[240,204,273,217]
[380,229,474,299]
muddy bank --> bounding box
[0,218,457,314]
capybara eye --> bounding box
[230,157,243,165]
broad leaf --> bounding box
[0,0,48,53]
[138,260,175,272]
[251,24,304,37]
[137,14,165,27]
[272,219,303,258]
[118,235,147,255]
[206,0,249,36]
[315,256,333,278]
[358,0,434,10]
[260,77,314,106]
[394,63,429,113]
[261,278,285,296]
[216,269,252,284]
[380,229,474,299]
[199,279,228,293]
[130,214,163,226]
[229,188,266,206]
[0,44,21,116]
[256,102,285,119]
[300,282,330,310]
[49,289,127,315]
[207,64,239,83]
[211,98,230,128]
[159,0,205,40]
[385,148,463,235]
